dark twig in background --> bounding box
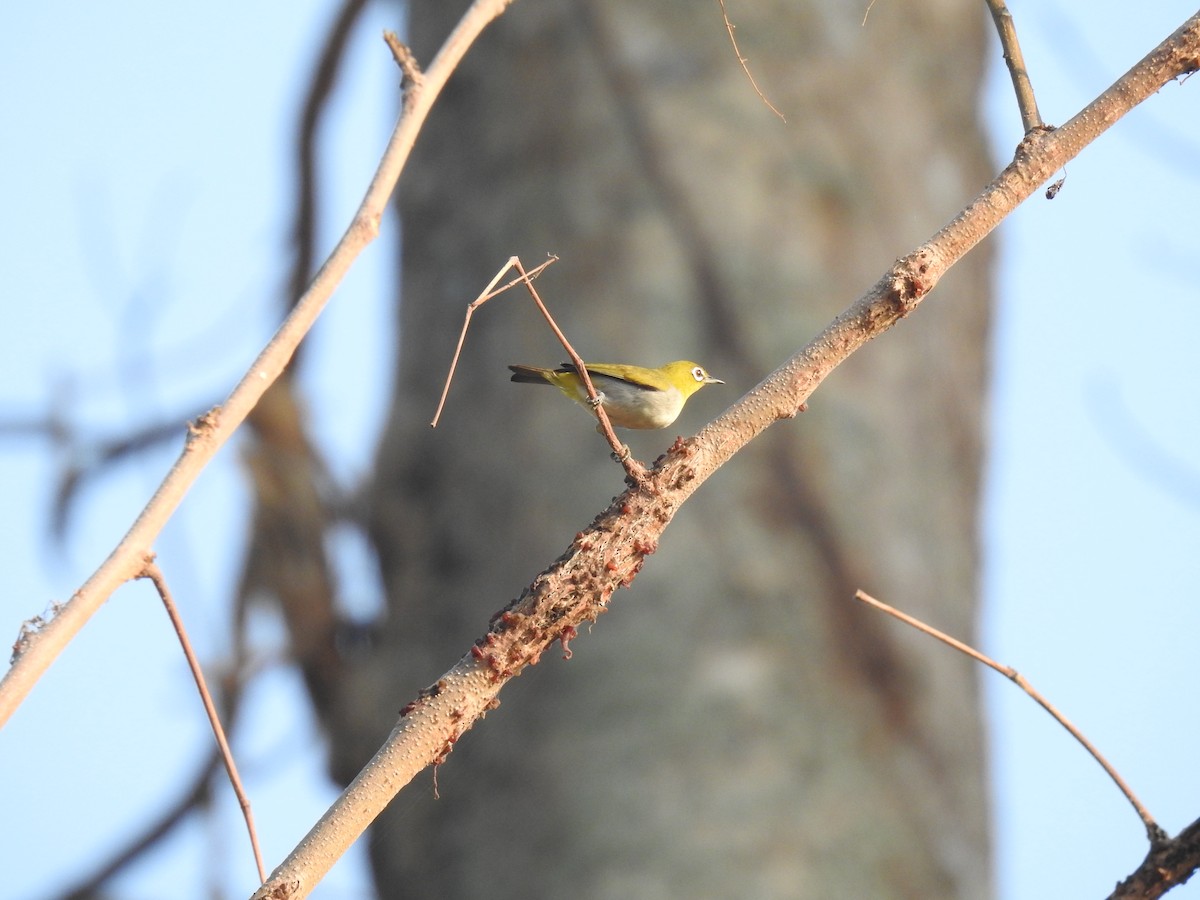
[287,0,371,312]
[61,751,223,898]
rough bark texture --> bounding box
[347,1,995,896]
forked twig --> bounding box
[854,589,1165,846]
[140,560,267,882]
[429,256,556,428]
[430,255,650,486]
[717,0,786,122]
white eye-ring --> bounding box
[691,366,705,382]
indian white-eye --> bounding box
[508,360,724,429]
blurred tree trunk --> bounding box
[347,0,995,896]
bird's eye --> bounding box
[691,366,705,382]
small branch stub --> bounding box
[383,31,424,108]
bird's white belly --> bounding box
[572,375,684,429]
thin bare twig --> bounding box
[140,560,266,882]
[854,590,1165,845]
[986,0,1045,133]
[430,255,650,486]
[0,0,517,730]
[717,0,786,122]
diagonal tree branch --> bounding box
[0,0,518,730]
[251,12,1200,899]
[1111,816,1200,899]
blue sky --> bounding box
[1,3,1198,898]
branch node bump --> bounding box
[383,31,424,107]
[186,408,221,446]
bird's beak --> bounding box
[706,375,725,385]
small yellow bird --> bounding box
[508,360,724,430]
